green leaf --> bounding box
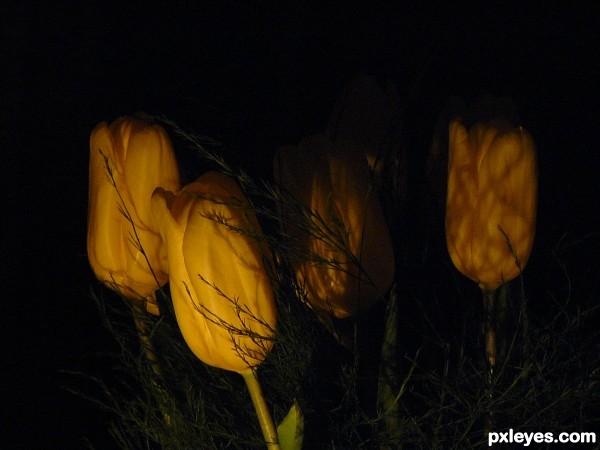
[277,400,304,450]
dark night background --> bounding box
[2,2,599,448]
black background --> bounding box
[2,2,598,448]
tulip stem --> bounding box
[481,287,497,436]
[131,303,172,427]
[131,303,162,376]
[482,288,497,371]
[240,369,281,450]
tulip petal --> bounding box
[446,118,537,290]
[276,134,395,318]
[87,116,181,313]
[153,173,276,372]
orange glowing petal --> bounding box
[446,119,537,290]
[152,173,277,372]
[87,116,181,313]
[275,134,395,318]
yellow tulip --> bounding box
[445,118,537,290]
[274,134,395,319]
[151,172,277,372]
[87,115,181,315]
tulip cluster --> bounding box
[88,116,283,448]
[87,116,276,371]
[86,98,541,447]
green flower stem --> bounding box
[240,368,281,450]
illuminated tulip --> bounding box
[274,134,395,319]
[445,118,537,291]
[87,115,181,315]
[151,172,277,372]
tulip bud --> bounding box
[325,73,404,187]
[151,172,277,372]
[445,118,537,290]
[87,116,181,314]
[274,134,395,319]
